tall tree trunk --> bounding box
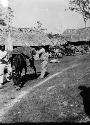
[84,20,87,28]
[83,16,87,28]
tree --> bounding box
[34,21,47,31]
[47,32,53,39]
[5,7,14,51]
[68,0,90,27]
[0,5,14,31]
[0,5,7,26]
[0,0,14,51]
[0,18,6,26]
[5,7,13,28]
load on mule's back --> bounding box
[9,46,37,86]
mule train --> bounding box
[0,46,37,88]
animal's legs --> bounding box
[29,59,37,75]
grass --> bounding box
[1,53,90,123]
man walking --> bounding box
[36,47,49,79]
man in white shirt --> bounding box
[36,47,49,79]
[0,47,12,87]
[0,47,8,87]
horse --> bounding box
[9,46,37,86]
[9,53,27,86]
[9,46,37,74]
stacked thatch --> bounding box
[62,27,90,42]
[0,27,51,46]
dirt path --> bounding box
[0,63,81,122]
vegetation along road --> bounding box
[0,53,90,123]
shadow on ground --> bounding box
[18,73,40,88]
[17,72,50,89]
[78,85,90,119]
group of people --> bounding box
[0,46,49,88]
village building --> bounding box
[62,27,90,46]
[0,27,52,50]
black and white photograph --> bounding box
[0,0,90,123]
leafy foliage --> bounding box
[69,0,90,27]
[34,21,47,31]
[0,18,6,26]
[0,5,14,30]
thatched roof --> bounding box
[50,35,67,46]
[0,27,51,46]
[62,27,90,42]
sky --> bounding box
[5,0,90,33]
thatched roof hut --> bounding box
[62,27,90,43]
[0,27,52,46]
